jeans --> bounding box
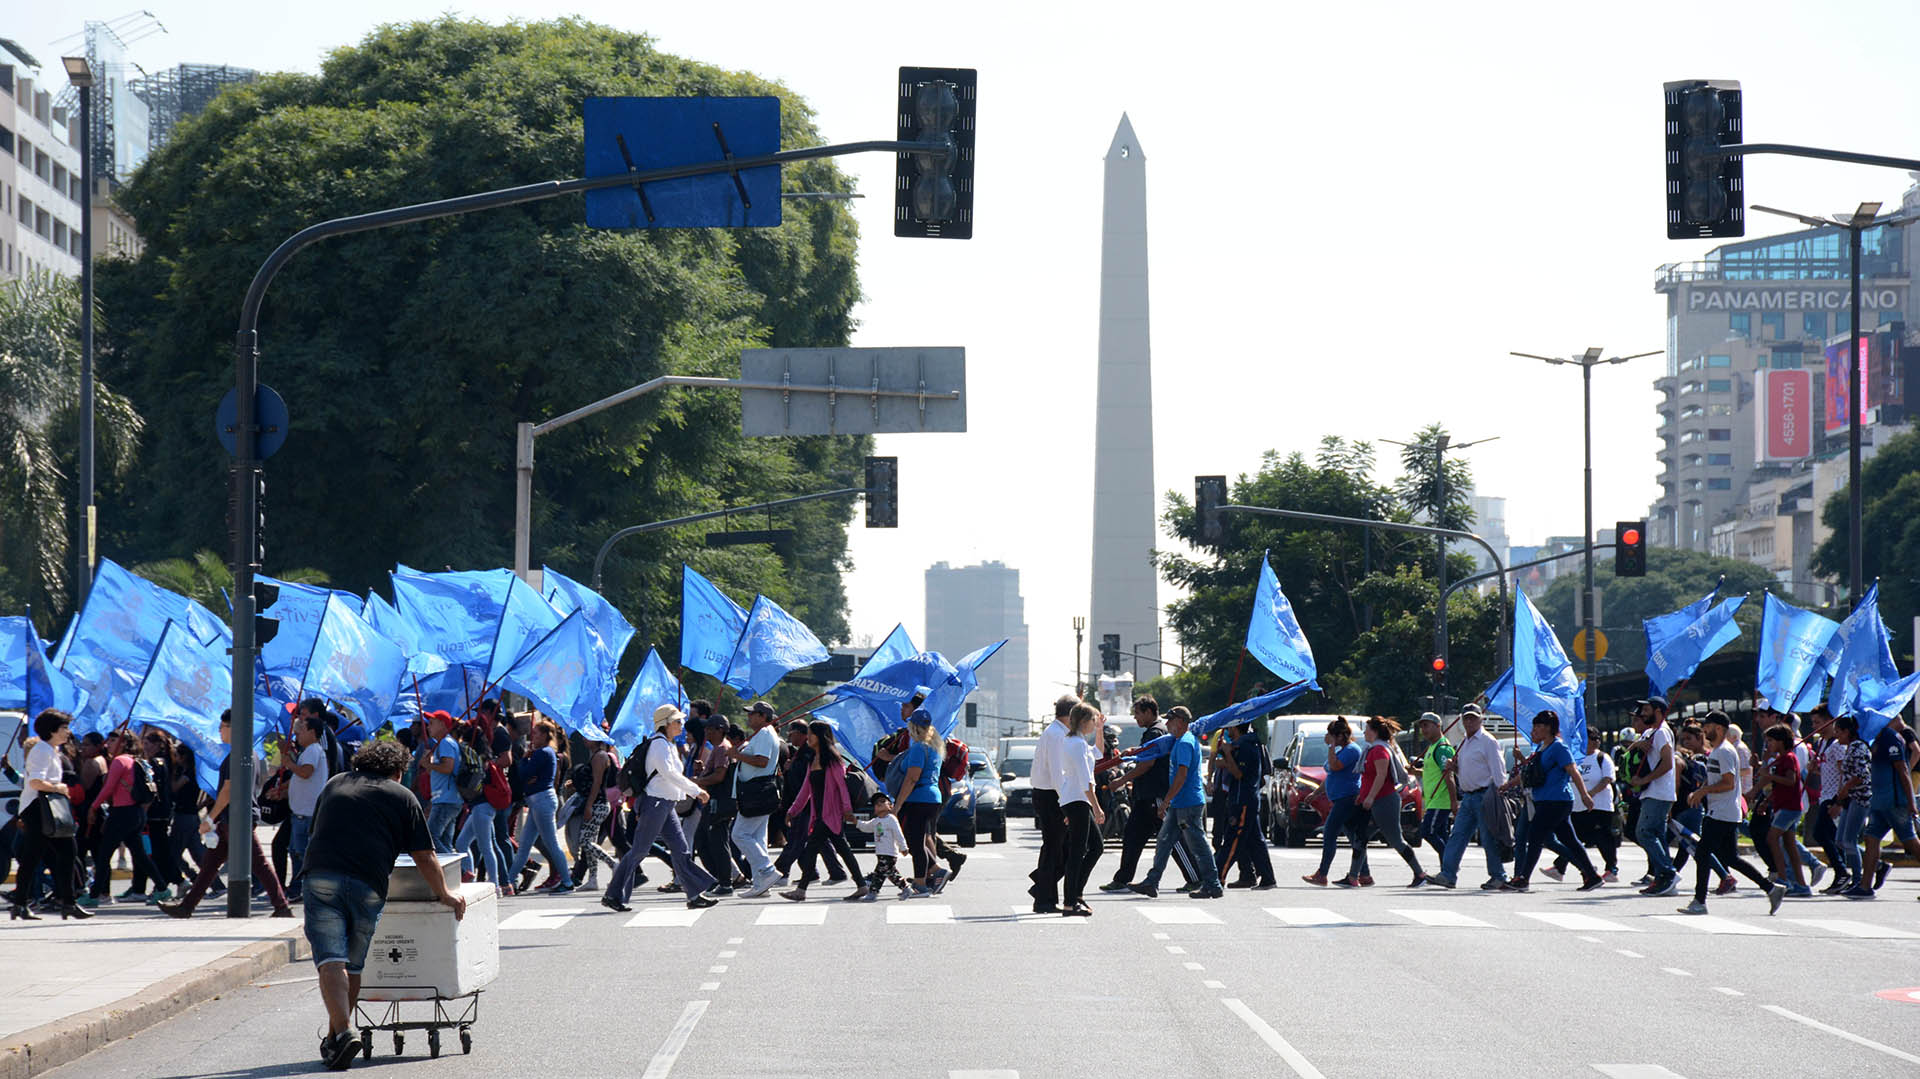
[730,813,777,883]
[456,802,503,883]
[1111,798,1191,886]
[1635,796,1676,879]
[302,870,384,975]
[426,802,461,856]
[607,796,714,904]
[508,789,570,886]
[288,813,313,894]
[1315,796,1363,878]
[1693,816,1772,904]
[1834,800,1868,880]
[1143,803,1219,890]
[1440,788,1505,883]
[1419,808,1454,854]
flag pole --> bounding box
[1224,648,1248,704]
[776,691,833,723]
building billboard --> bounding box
[1756,369,1813,461]
[1824,338,1869,435]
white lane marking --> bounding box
[625,908,704,928]
[1520,911,1642,933]
[1203,980,1226,989]
[641,1000,710,1079]
[1264,907,1352,927]
[1593,1067,1689,1078]
[699,982,719,991]
[1223,998,1327,1079]
[1138,907,1224,925]
[949,1072,1019,1079]
[718,950,737,958]
[1649,914,1780,935]
[756,906,828,926]
[1782,918,1920,939]
[1182,961,1205,971]
[499,908,585,931]
[1615,949,1645,959]
[1761,1005,1920,1065]
[1661,967,1693,977]
[1577,935,1603,944]
[1392,908,1493,928]
[888,904,955,924]
[726,937,743,944]
[708,965,728,974]
[1713,987,1743,997]
[1152,932,1171,940]
[1166,946,1187,954]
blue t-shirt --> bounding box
[1531,739,1575,801]
[903,741,942,805]
[1869,729,1908,812]
[1323,743,1362,800]
[1168,733,1206,809]
[428,735,461,805]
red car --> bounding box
[1266,722,1424,847]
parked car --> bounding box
[999,741,1037,818]
[1,712,24,834]
[1266,721,1423,847]
[938,751,1008,845]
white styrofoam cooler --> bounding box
[361,882,498,1001]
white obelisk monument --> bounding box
[1088,115,1160,683]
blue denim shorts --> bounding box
[303,870,385,974]
[1769,809,1803,831]
[1869,805,1918,842]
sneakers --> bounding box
[321,1029,360,1071]
[1479,878,1506,891]
[146,887,173,905]
[1842,885,1877,900]
[1821,875,1852,896]
[1874,861,1892,891]
[1807,862,1827,889]
[1098,880,1133,893]
[739,879,776,900]
[548,882,576,895]
[1767,882,1787,914]
[1498,879,1531,893]
[1675,900,1708,915]
[946,851,968,881]
[1332,876,1360,888]
[1601,869,1618,883]
[117,888,147,902]
[928,868,951,896]
[1786,883,1814,898]
[1539,866,1564,882]
[1714,877,1737,896]
[1251,880,1278,890]
[1175,881,1199,894]
[843,886,871,901]
[1187,885,1224,899]
[780,888,808,902]
[1628,874,1652,888]
[1429,875,1458,890]
[1300,874,1328,887]
[1356,875,1376,887]
[1644,876,1679,897]
[1128,883,1159,899]
[1577,874,1606,892]
[158,900,192,919]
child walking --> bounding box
[851,793,918,900]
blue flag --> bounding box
[484,574,566,685]
[302,595,411,731]
[56,558,227,734]
[1245,552,1320,688]
[1513,592,1586,755]
[1190,681,1314,738]
[1646,595,1746,697]
[258,577,362,702]
[127,621,272,794]
[361,593,451,680]
[391,565,516,669]
[921,639,1008,737]
[607,648,687,752]
[1824,584,1920,740]
[1481,667,1515,717]
[679,565,749,679]
[814,626,926,768]
[721,594,830,698]
[543,565,636,688]
[1,614,87,717]
[1755,593,1840,713]
[1644,585,1717,659]
[498,610,612,737]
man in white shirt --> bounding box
[729,701,785,897]
[603,705,717,912]
[1435,704,1510,890]
[1027,695,1078,914]
[1676,711,1785,916]
[287,712,330,901]
[1624,697,1679,894]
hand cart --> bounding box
[354,988,481,1058]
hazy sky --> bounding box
[20,1,1920,717]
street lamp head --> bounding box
[62,56,94,88]
[1581,347,1604,364]
[1847,201,1884,227]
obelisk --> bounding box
[1088,115,1159,683]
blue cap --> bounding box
[908,707,933,726]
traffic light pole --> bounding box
[590,486,863,593]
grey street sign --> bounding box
[740,347,966,436]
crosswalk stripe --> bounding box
[499,907,587,931]
[1592,1066,1688,1078]
[626,908,705,928]
[1264,907,1353,927]
[1136,907,1224,925]
[1391,908,1493,928]
[1780,918,1920,939]
[888,904,955,924]
[1518,911,1641,933]
[755,906,828,926]
[1648,914,1780,935]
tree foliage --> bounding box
[94,18,866,662]
[1813,426,1920,658]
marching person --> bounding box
[416,711,463,859]
[1100,696,1193,894]
[285,712,331,902]
[1752,723,1811,897]
[1860,713,1920,896]
[1301,716,1364,888]
[604,705,717,912]
[1674,711,1785,916]
[1217,719,1276,889]
[300,738,466,1070]
[1829,713,1872,898]
[851,792,913,899]
[161,712,294,919]
[1127,706,1222,899]
[1414,713,1454,856]
[1434,703,1508,890]
[87,729,163,905]
[1356,717,1428,886]
[1501,711,1602,893]
[1547,734,1619,883]
[1623,697,1679,897]
[780,721,865,901]
[508,718,573,895]
[1027,695,1077,913]
[9,710,87,921]
[728,701,785,898]
[1056,702,1106,915]
[897,710,950,895]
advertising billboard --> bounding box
[1756,369,1813,461]
[1824,338,1869,435]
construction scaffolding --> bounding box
[132,63,258,152]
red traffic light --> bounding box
[1621,527,1641,546]
[1431,657,1447,672]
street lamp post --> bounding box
[1072,616,1085,700]
[1752,202,1920,602]
[1383,432,1497,698]
[1513,348,1660,720]
[62,56,95,607]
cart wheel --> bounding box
[393,1033,404,1056]
[361,1031,373,1060]
[460,1029,472,1054]
[428,1029,441,1058]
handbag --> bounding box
[737,774,780,818]
[38,792,78,840]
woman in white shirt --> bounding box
[601,705,717,913]
[1057,703,1107,917]
[10,710,89,920]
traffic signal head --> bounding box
[1195,475,1228,545]
[864,456,898,528]
[1665,79,1743,239]
[1431,657,1447,674]
[1614,519,1648,577]
[1100,633,1121,674]
[894,67,975,239]
[253,579,280,647]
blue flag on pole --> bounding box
[498,610,612,737]
[56,559,226,734]
[1190,681,1315,738]
[127,621,271,794]
[302,595,411,731]
[1245,552,1320,689]
[921,639,1008,736]
[1644,585,1717,659]
[484,574,566,685]
[1,614,86,717]
[360,593,451,680]
[721,594,830,698]
[679,565,749,679]
[1513,592,1587,755]
[1755,593,1840,713]
[258,577,362,703]
[542,565,636,688]
[814,625,924,768]
[1646,594,1746,697]
[1824,584,1920,740]
[607,648,688,752]
[391,565,516,669]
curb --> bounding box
[0,929,309,1079]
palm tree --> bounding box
[130,549,331,612]
[0,273,142,629]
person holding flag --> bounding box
[1860,714,1920,896]
[161,711,294,920]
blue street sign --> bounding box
[583,97,783,229]
[215,384,289,459]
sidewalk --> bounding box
[0,899,308,1079]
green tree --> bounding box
[1813,426,1920,658]
[0,274,143,631]
[1535,546,1779,676]
[95,18,865,663]
[130,549,330,612]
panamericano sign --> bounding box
[1687,285,1904,312]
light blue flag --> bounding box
[865,624,919,672]
[498,610,613,737]
[484,574,565,685]
[302,595,410,731]
[1824,584,1920,740]
[1190,681,1315,738]
[1,614,86,717]
[258,577,360,702]
[607,648,688,752]
[56,558,226,733]
[1480,667,1515,717]
[680,565,749,679]
[1646,595,1746,698]
[543,565,636,687]
[921,639,1008,737]
[127,621,270,794]
[392,664,490,725]
[1245,552,1320,689]
[814,626,924,768]
[1755,593,1840,713]
[1513,592,1587,755]
[391,565,516,669]
[361,593,451,679]
[1644,584,1717,659]
[721,594,830,698]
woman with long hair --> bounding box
[508,719,574,895]
[781,721,866,901]
[1302,717,1365,887]
[10,711,89,920]
[1356,717,1429,886]
[1058,703,1107,916]
[896,710,948,894]
[455,721,510,894]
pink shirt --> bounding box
[92,753,137,811]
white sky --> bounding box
[19,0,1920,718]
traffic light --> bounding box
[1100,633,1121,674]
[965,701,978,729]
[1195,475,1227,545]
[864,455,898,528]
[253,579,280,647]
[1665,79,1743,239]
[894,67,975,239]
[1614,520,1647,578]
[227,466,267,569]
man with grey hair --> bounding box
[1434,704,1508,890]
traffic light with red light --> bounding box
[1614,520,1647,577]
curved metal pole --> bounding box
[591,488,863,592]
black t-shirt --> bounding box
[302,771,433,898]
[1131,723,1172,805]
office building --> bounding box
[0,45,85,281]
[925,560,1030,731]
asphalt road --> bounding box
[45,820,1920,1078]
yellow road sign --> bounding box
[1571,628,1609,662]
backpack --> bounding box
[481,760,512,810]
[129,757,159,807]
[942,738,971,783]
[843,762,876,808]
[454,742,485,802]
[1386,743,1409,788]
[620,736,663,797]
[568,760,597,799]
